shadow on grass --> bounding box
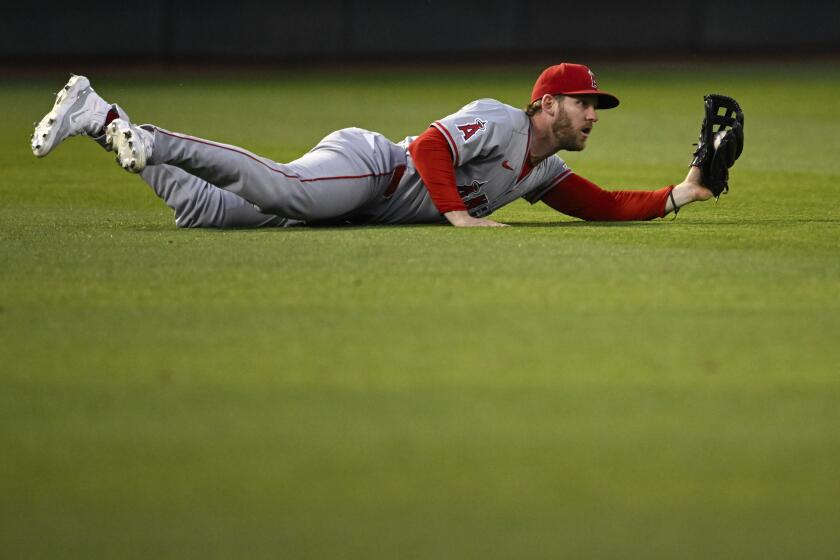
[127,223,442,234]
[506,218,840,228]
[127,217,840,233]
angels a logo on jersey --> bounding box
[456,119,486,141]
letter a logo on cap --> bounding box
[531,63,621,109]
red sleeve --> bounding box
[408,127,467,213]
[541,173,673,221]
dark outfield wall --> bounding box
[2,0,838,59]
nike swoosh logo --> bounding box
[502,160,513,170]
[69,110,86,125]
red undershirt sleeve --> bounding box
[541,173,674,221]
[408,127,468,213]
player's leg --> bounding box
[139,164,294,228]
[30,76,293,229]
[107,121,406,223]
[30,75,126,157]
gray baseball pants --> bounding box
[114,126,408,228]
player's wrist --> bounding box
[444,210,472,226]
[672,182,713,209]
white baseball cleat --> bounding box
[106,118,154,173]
[31,75,112,157]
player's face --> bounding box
[552,95,599,151]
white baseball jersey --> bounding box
[368,98,573,224]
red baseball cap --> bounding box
[531,63,620,109]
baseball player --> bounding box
[31,63,724,228]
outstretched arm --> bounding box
[541,166,713,220]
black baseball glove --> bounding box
[691,94,744,197]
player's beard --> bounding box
[552,106,587,151]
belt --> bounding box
[383,165,406,198]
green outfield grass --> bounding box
[2,61,839,559]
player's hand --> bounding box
[667,166,719,213]
[670,166,714,210]
[683,165,714,201]
[444,210,509,227]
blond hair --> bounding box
[524,94,564,117]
